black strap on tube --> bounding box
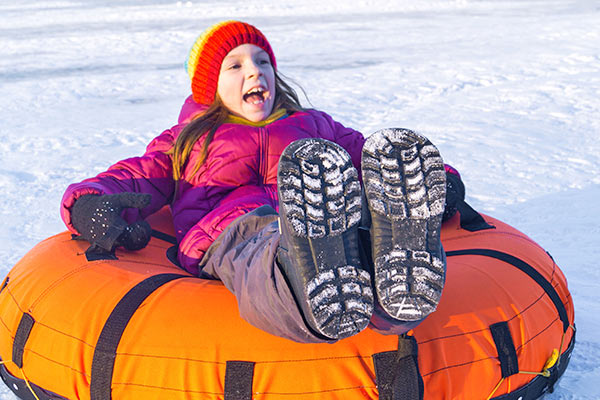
[373,334,423,400]
[224,361,255,400]
[490,321,519,378]
[90,273,187,400]
[12,313,35,368]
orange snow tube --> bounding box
[0,208,575,400]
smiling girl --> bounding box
[217,43,275,122]
[61,20,449,343]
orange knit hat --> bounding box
[186,20,277,105]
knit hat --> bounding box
[186,20,277,105]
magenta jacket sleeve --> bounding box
[60,128,177,233]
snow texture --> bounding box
[1,0,599,398]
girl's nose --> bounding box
[245,61,262,78]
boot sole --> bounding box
[278,138,373,339]
[362,128,446,321]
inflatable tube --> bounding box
[0,208,575,400]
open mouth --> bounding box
[243,87,269,105]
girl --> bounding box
[61,20,450,343]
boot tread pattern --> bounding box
[278,138,373,339]
[279,139,361,238]
[362,128,446,321]
[306,267,373,338]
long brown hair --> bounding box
[171,72,305,182]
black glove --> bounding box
[443,172,465,222]
[71,193,152,252]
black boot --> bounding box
[277,138,374,340]
[362,128,446,321]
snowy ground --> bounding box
[1,0,599,398]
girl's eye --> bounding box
[258,59,270,65]
[228,63,241,70]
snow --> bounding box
[1,0,599,398]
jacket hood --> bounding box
[178,95,208,125]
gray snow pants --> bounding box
[198,205,422,343]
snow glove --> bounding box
[443,170,466,222]
[442,170,495,232]
[71,192,152,252]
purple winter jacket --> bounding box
[61,96,366,274]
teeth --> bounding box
[246,87,264,95]
[244,87,267,105]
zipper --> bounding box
[258,126,278,207]
[258,127,268,185]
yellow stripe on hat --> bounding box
[186,20,236,81]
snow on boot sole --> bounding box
[362,128,446,321]
[278,138,373,339]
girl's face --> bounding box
[217,44,276,122]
